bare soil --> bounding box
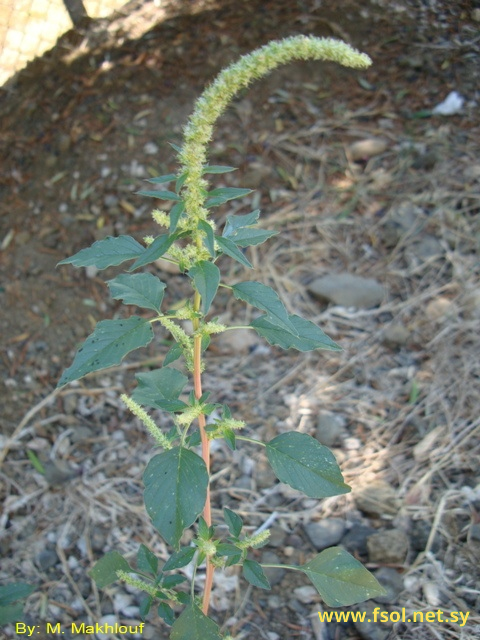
[1,1,479,639]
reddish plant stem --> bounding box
[192,294,214,615]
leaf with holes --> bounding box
[143,447,208,548]
[58,235,144,269]
[58,317,153,387]
[107,273,166,313]
[266,432,350,498]
[301,547,387,606]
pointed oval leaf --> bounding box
[107,273,166,313]
[169,201,185,233]
[188,261,220,314]
[139,595,153,621]
[163,546,196,572]
[202,165,237,174]
[58,317,153,387]
[223,507,243,538]
[129,234,177,271]
[223,210,261,236]
[171,604,222,640]
[88,551,131,588]
[251,314,341,352]
[143,447,208,548]
[146,173,177,184]
[132,367,188,409]
[198,220,216,257]
[136,189,182,201]
[164,342,183,366]
[232,281,297,334]
[136,544,158,576]
[302,547,387,606]
[157,601,175,626]
[231,228,278,247]
[0,583,35,607]
[243,559,271,590]
[207,187,253,202]
[266,432,350,498]
[215,236,252,268]
[58,235,144,269]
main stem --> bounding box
[192,289,214,615]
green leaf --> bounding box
[175,173,188,193]
[0,583,35,607]
[169,201,185,233]
[206,187,252,207]
[139,595,153,621]
[266,432,350,498]
[230,228,278,248]
[128,234,176,271]
[88,551,131,588]
[164,342,183,366]
[144,447,208,548]
[136,544,158,576]
[216,543,242,566]
[232,281,297,334]
[223,507,243,538]
[58,317,153,387]
[163,546,196,571]
[243,559,271,590]
[0,602,24,625]
[188,261,220,314]
[202,165,237,174]
[301,547,387,606]
[171,605,222,640]
[146,173,177,184]
[162,575,187,589]
[137,189,182,201]
[132,367,188,409]
[57,235,144,269]
[251,314,341,352]
[158,602,175,626]
[198,220,216,257]
[107,273,166,313]
[223,210,261,235]
[215,236,253,269]
[27,449,45,474]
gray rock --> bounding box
[268,528,287,548]
[308,274,384,309]
[382,323,410,348]
[316,411,347,447]
[354,602,390,640]
[380,202,424,248]
[373,567,404,604]
[354,480,401,517]
[342,524,377,557]
[36,549,59,571]
[304,518,346,551]
[412,234,444,260]
[348,138,388,161]
[367,529,409,565]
